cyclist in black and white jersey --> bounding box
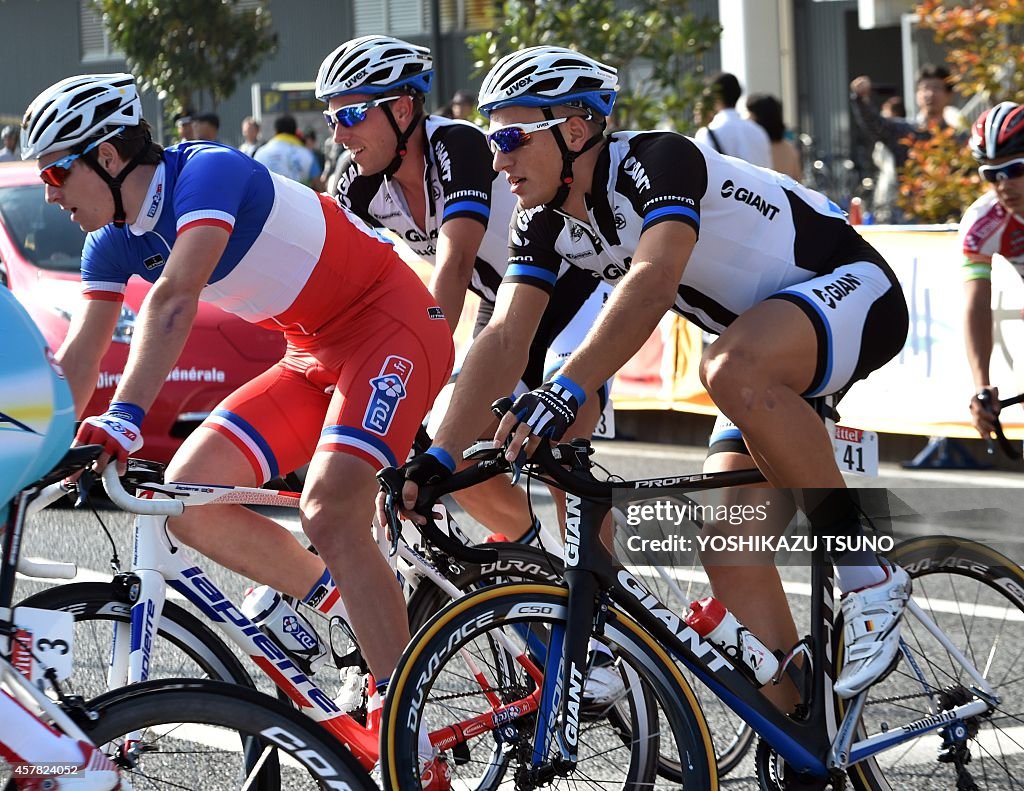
[392,46,911,706]
[318,37,609,544]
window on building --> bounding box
[80,2,124,63]
[355,0,490,36]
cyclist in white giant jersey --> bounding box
[961,102,1024,439]
[391,47,912,707]
[321,36,609,544]
[20,74,454,727]
[0,288,129,790]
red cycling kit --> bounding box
[80,142,454,481]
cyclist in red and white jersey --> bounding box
[391,47,912,705]
[20,74,454,702]
[320,36,610,543]
[961,102,1024,437]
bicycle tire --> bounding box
[405,543,564,632]
[838,536,1024,791]
[17,582,254,699]
[381,581,717,791]
[82,678,376,790]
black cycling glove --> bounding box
[509,375,586,441]
[401,447,456,487]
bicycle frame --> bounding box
[408,442,1001,781]
[70,468,519,770]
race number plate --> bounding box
[834,426,879,477]
[11,607,74,682]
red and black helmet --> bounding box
[970,102,1024,163]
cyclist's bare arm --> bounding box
[430,216,486,333]
[109,225,229,415]
[432,280,550,458]
[56,298,120,415]
[499,222,694,453]
[964,270,997,435]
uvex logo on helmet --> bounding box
[505,76,532,96]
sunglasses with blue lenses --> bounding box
[323,95,401,131]
[486,117,571,154]
[979,157,1024,184]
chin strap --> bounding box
[83,134,155,228]
[380,101,424,179]
[542,106,606,210]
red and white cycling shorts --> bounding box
[199,276,454,483]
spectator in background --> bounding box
[450,89,476,122]
[254,114,321,187]
[745,93,803,181]
[239,116,262,156]
[0,125,18,162]
[193,112,220,142]
[850,64,967,224]
[695,72,772,167]
[302,126,327,190]
[172,110,195,142]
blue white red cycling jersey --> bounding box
[81,141,395,332]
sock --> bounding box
[302,568,349,621]
[835,553,888,591]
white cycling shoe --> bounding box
[834,561,911,699]
[583,662,626,708]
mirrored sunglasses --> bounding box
[486,117,571,154]
[979,157,1024,184]
[38,126,125,188]
[323,95,401,130]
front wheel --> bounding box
[382,581,717,790]
[83,678,376,790]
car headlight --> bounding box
[47,292,136,345]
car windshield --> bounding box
[0,184,85,273]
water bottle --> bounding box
[241,585,327,674]
[684,596,779,687]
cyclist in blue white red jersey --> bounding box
[20,74,454,707]
[961,102,1024,437]
[392,46,912,706]
[320,36,609,542]
[0,287,127,790]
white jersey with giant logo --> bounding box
[507,131,887,334]
[336,116,528,303]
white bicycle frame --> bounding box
[26,467,496,747]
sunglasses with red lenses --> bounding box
[486,117,570,154]
[38,126,124,188]
[979,157,1024,184]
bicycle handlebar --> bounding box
[101,465,185,517]
[978,391,1023,461]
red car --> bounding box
[0,161,285,463]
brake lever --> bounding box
[75,468,97,508]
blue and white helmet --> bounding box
[21,73,141,160]
[316,36,433,100]
[478,46,618,118]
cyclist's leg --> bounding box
[164,362,330,599]
[701,427,800,713]
[301,291,453,680]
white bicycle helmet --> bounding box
[478,46,618,118]
[970,101,1024,163]
[21,73,141,160]
[316,35,433,100]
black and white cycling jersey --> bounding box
[336,116,535,303]
[505,131,892,336]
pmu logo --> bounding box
[363,356,414,435]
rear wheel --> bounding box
[841,537,1024,790]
